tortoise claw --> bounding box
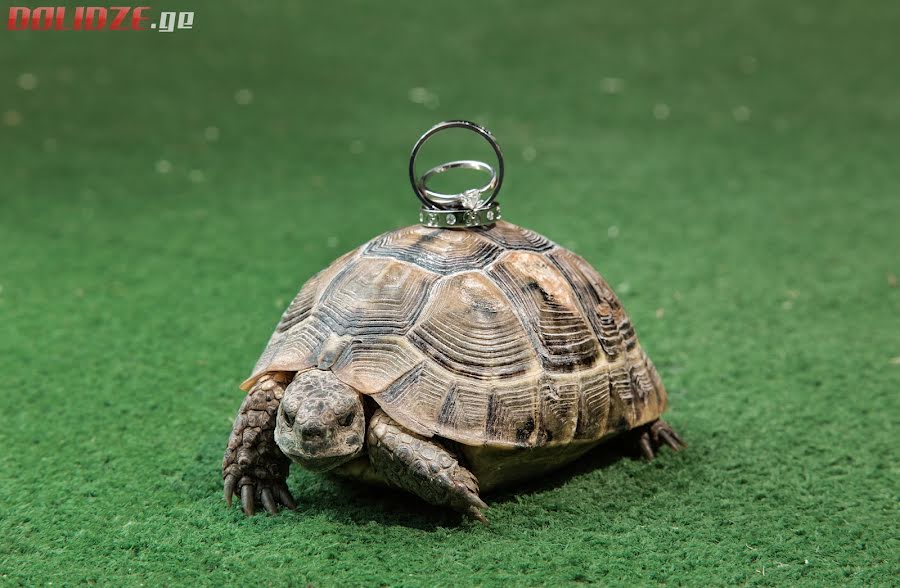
[452,478,489,523]
[651,419,687,450]
[450,471,489,523]
[668,428,687,448]
[636,419,686,461]
[467,505,489,525]
[658,429,682,451]
[241,484,255,516]
[223,475,237,507]
[274,484,296,510]
[226,480,294,516]
[638,433,655,461]
[260,488,278,514]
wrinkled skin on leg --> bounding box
[222,373,297,515]
[367,409,488,523]
[274,369,366,472]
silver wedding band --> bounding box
[417,160,497,208]
[409,120,505,211]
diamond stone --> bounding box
[486,210,495,221]
[445,213,456,225]
[460,189,480,210]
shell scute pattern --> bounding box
[538,376,580,444]
[487,251,603,374]
[408,272,540,381]
[275,247,362,334]
[276,273,320,334]
[574,368,612,438]
[546,248,633,358]
[365,224,504,275]
[476,222,554,252]
[315,256,437,337]
[245,221,667,447]
[331,336,423,395]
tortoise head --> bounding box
[274,369,365,472]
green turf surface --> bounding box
[1,1,898,585]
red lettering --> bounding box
[54,7,68,30]
[8,7,30,30]
[8,5,157,33]
[109,6,129,30]
[131,6,149,30]
[84,7,106,30]
[31,6,54,30]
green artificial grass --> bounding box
[1,1,898,585]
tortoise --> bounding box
[222,220,684,521]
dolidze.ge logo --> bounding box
[8,6,194,32]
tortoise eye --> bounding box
[281,405,296,427]
[338,412,354,427]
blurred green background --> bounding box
[1,1,897,585]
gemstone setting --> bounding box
[419,201,500,229]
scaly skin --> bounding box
[367,409,488,523]
[222,373,296,515]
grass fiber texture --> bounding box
[0,1,897,585]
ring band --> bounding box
[419,201,502,228]
[409,120,505,212]
[416,160,497,209]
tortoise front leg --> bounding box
[222,373,296,515]
[367,409,488,523]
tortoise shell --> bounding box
[243,220,667,449]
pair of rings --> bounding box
[409,120,504,228]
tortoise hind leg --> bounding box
[222,373,296,515]
[635,419,686,461]
[367,409,488,523]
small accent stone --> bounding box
[445,213,456,225]
[486,210,495,221]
